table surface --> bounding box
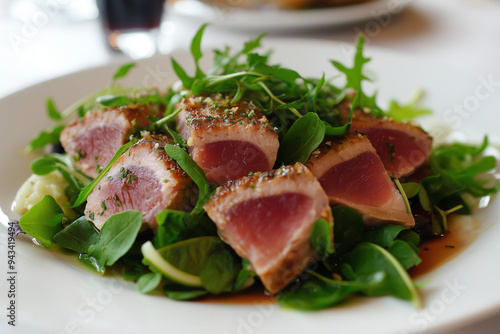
[1,0,499,333]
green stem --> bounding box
[258,82,302,118]
[156,108,182,127]
[395,179,412,215]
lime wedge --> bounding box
[141,236,222,287]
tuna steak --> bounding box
[204,163,333,293]
[176,94,279,185]
[60,104,160,178]
[339,102,433,178]
[306,133,414,227]
[85,134,195,230]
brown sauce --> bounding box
[203,214,484,305]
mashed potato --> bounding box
[13,170,78,220]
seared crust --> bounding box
[176,94,279,184]
[204,163,333,293]
[85,134,195,230]
[60,104,159,178]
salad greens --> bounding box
[14,25,500,312]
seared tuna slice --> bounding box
[306,134,414,227]
[85,135,194,230]
[204,163,332,293]
[60,104,160,178]
[339,102,433,178]
[176,95,279,185]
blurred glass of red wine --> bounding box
[97,0,166,59]
[97,0,165,32]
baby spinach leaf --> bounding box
[342,242,421,307]
[277,276,357,310]
[310,218,334,259]
[52,216,99,253]
[163,284,208,300]
[154,210,190,249]
[234,258,256,291]
[18,195,64,247]
[46,98,62,121]
[200,245,241,294]
[87,211,143,273]
[277,112,325,165]
[137,272,162,294]
[332,206,364,255]
[164,144,211,214]
[73,139,136,207]
[402,182,420,198]
[388,240,422,269]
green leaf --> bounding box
[386,89,432,121]
[46,98,62,121]
[342,242,421,307]
[163,284,208,300]
[200,245,241,294]
[234,258,256,291]
[388,240,422,269]
[191,23,208,79]
[153,210,190,248]
[277,276,358,310]
[52,216,99,253]
[310,218,334,259]
[164,144,211,215]
[277,112,325,165]
[97,95,135,107]
[402,182,420,198]
[87,211,143,273]
[171,58,194,89]
[27,125,65,151]
[332,206,364,255]
[137,272,162,294]
[112,63,136,83]
[19,195,64,247]
[73,139,136,207]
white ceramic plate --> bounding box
[1,38,500,334]
[168,0,410,31]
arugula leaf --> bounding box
[277,112,325,165]
[111,63,136,84]
[386,90,432,121]
[191,23,208,80]
[46,98,62,121]
[87,211,143,273]
[171,58,195,89]
[18,195,64,247]
[52,216,99,253]
[164,144,211,215]
[97,95,135,107]
[331,35,382,116]
[27,125,65,151]
[73,139,136,207]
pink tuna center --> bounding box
[225,193,314,267]
[197,140,270,184]
[319,152,393,206]
[98,165,163,223]
[75,123,123,172]
[363,128,427,176]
